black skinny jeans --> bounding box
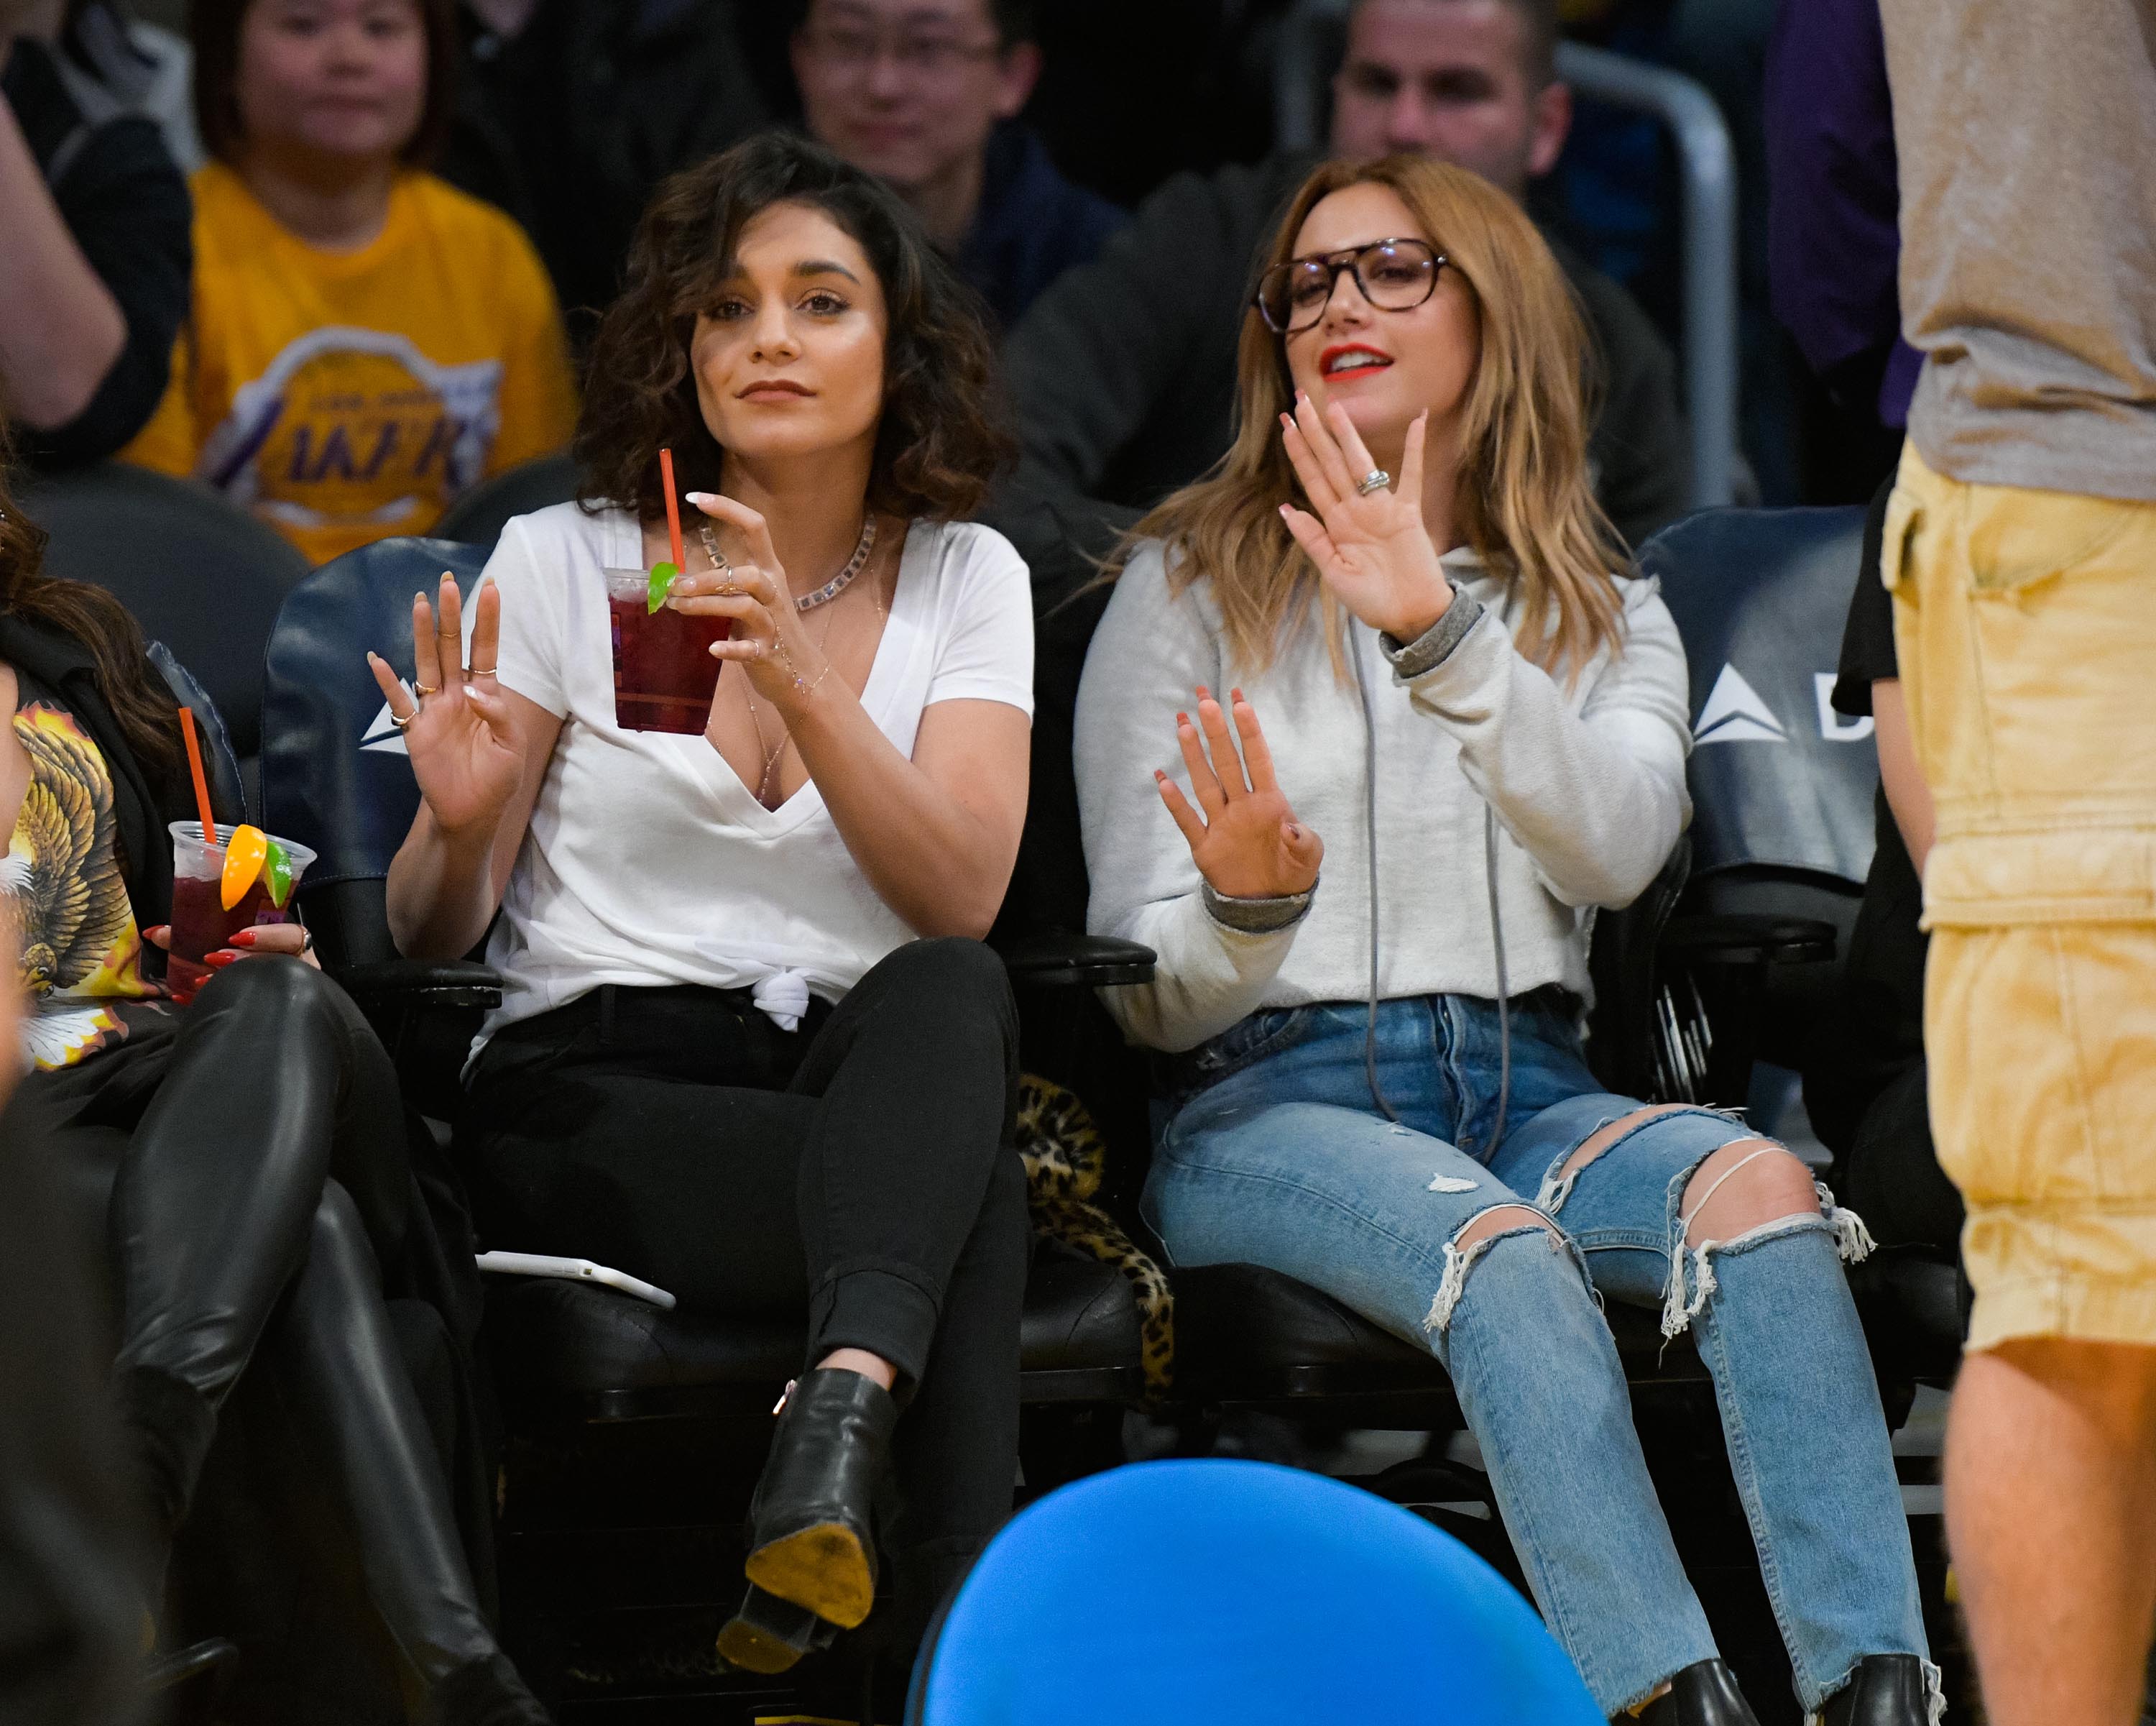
[459,937,1030,1597]
[34,957,503,1686]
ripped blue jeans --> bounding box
[1143,993,1932,1719]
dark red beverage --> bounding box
[166,821,315,1006]
[167,873,290,1004]
[607,582,729,735]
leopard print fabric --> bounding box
[1017,1074,1174,1395]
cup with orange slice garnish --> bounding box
[165,820,318,1004]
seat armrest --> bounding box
[328,958,504,1009]
[1662,914,1835,966]
[998,933,1156,989]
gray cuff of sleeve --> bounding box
[1202,877,1317,935]
[1381,583,1485,681]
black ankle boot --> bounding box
[737,1369,898,1632]
[717,1582,841,1674]
[1823,1656,1933,1726]
[1634,1660,1761,1726]
[426,1652,552,1726]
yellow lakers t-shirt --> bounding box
[124,164,579,565]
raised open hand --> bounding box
[1279,391,1452,642]
[1156,687,1322,900]
[365,573,523,837]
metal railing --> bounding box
[1272,3,1738,509]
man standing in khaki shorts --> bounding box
[1877,4,2156,1722]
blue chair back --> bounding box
[260,537,489,964]
[1640,506,1876,889]
[907,1459,1601,1726]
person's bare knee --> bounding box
[1552,1103,1694,1189]
[1681,1139,1818,1246]
[1452,1203,1559,1255]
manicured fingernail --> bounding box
[1153,768,1166,781]
[1231,687,1245,702]
[685,490,714,503]
[205,951,237,968]
[144,925,167,942]
[1286,825,1302,838]
[229,928,257,946]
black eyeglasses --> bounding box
[1253,238,1447,334]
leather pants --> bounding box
[45,957,502,1689]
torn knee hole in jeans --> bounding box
[1657,1194,1877,1344]
[1422,1207,1567,1339]
[1533,1103,1749,1215]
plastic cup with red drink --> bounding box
[605,568,729,734]
[166,820,316,1004]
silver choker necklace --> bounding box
[793,517,878,612]
[698,515,877,612]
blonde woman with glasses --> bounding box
[1075,155,1932,1726]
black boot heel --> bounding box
[717,1582,842,1674]
[740,1369,898,1631]
[1634,1659,1761,1725]
[1823,1655,1933,1726]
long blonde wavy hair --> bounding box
[1111,153,1628,683]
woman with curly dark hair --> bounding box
[369,132,1034,1674]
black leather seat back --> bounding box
[1640,505,1876,890]
[260,537,489,965]
[22,463,310,762]
[148,644,247,827]
[430,453,577,553]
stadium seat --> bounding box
[1641,505,1961,1389]
[429,452,579,552]
[260,535,1151,1710]
[907,1459,1602,1725]
[20,462,310,805]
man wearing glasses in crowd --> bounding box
[793,0,1125,326]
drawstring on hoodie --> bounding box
[1347,617,1511,1144]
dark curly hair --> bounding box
[576,133,1014,525]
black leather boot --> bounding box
[425,1652,552,1725]
[717,1582,841,1674]
[738,1369,899,1631]
[1633,1660,1762,1725]
[1822,1655,1932,1725]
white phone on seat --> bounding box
[474,1250,678,1310]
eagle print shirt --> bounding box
[2,690,160,1070]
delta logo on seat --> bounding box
[360,701,409,756]
[1694,665,1874,745]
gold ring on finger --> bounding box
[412,681,441,697]
[469,667,498,679]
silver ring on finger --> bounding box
[1355,468,1391,497]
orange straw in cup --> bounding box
[659,446,686,574]
[177,707,218,845]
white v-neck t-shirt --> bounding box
[473,502,1033,1049]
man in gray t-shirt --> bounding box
[1878,6,2156,1726]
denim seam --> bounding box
[1693,1281,1818,1708]
[1447,1271,1596,1698]
[1150,1156,1460,1290]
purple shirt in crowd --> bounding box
[1763,0,1920,427]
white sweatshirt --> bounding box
[1074,541,1693,1053]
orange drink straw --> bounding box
[177,706,218,844]
[659,446,686,573]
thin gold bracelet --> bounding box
[770,640,834,699]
